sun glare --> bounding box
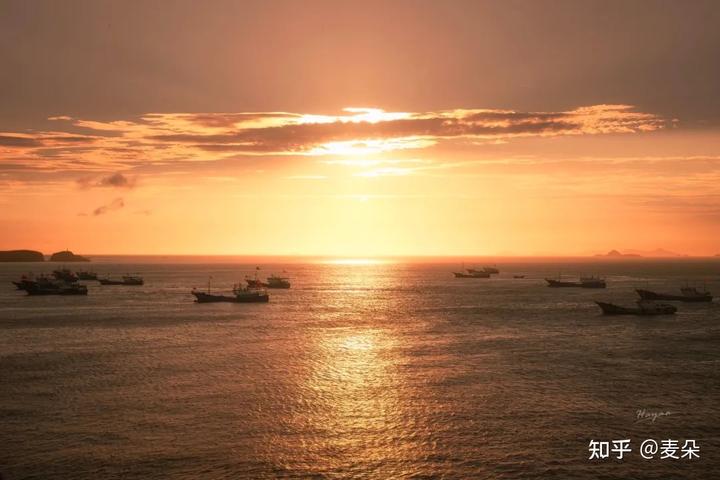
[307,137,434,156]
[323,258,389,265]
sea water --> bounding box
[1,259,719,478]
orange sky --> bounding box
[2,1,720,256]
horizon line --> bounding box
[29,253,720,259]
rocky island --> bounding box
[595,249,642,258]
[0,250,45,262]
[49,250,91,262]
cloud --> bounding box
[78,172,136,189]
[0,135,41,147]
[143,105,667,155]
[0,105,669,178]
[92,197,125,216]
[99,172,135,188]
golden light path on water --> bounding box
[264,261,437,477]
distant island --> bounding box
[0,249,45,262]
[49,250,90,262]
[595,249,642,258]
[595,248,689,258]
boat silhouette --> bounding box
[636,287,712,302]
[14,275,87,295]
[193,276,269,303]
[52,268,78,283]
[76,271,98,280]
[546,275,606,288]
[266,274,291,289]
[99,275,144,285]
[453,263,491,278]
[192,286,269,303]
[596,300,676,316]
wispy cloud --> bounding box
[0,105,669,179]
[92,197,125,216]
[78,172,137,189]
[141,105,667,155]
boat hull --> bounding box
[546,279,582,287]
[595,301,676,316]
[454,272,490,278]
[52,270,79,282]
[25,285,88,295]
[193,291,269,303]
[99,279,144,285]
[636,289,712,302]
[235,294,270,303]
[546,278,606,288]
[13,280,30,290]
[193,292,237,303]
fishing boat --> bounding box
[192,289,237,303]
[76,271,98,280]
[546,278,582,287]
[454,271,490,278]
[467,268,495,276]
[453,263,491,278]
[194,271,270,303]
[12,274,46,290]
[27,281,87,296]
[636,287,713,303]
[233,284,270,302]
[580,276,607,288]
[192,277,234,303]
[52,268,78,282]
[99,275,144,286]
[266,274,291,289]
[595,300,677,316]
[193,286,269,303]
[16,276,88,295]
[245,277,268,288]
[546,275,606,288]
[245,266,269,288]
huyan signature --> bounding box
[635,409,673,423]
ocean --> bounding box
[1,259,719,479]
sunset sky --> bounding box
[2,0,720,256]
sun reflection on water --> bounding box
[339,333,375,352]
[279,325,431,477]
[256,261,438,476]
